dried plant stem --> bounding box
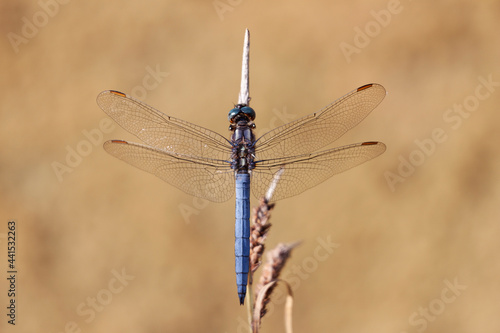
[247,277,254,328]
[253,280,277,333]
[252,279,294,333]
[247,169,295,332]
[247,197,274,328]
[254,242,300,318]
[283,282,294,333]
[250,199,274,273]
[238,28,250,106]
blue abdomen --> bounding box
[235,173,250,305]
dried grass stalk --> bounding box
[254,242,300,320]
[253,280,294,333]
[249,198,274,275]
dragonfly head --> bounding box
[228,105,256,124]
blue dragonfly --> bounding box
[97,83,386,305]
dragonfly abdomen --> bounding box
[235,172,251,305]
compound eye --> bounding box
[228,108,240,123]
[240,106,256,121]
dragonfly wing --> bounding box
[97,90,232,160]
[104,140,234,202]
[251,141,386,201]
[255,84,386,160]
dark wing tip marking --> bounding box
[109,140,128,144]
[357,84,373,92]
[361,141,379,145]
[109,90,127,97]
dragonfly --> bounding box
[97,83,386,305]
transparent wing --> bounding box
[97,90,232,160]
[251,142,386,201]
[255,84,386,160]
[104,140,234,202]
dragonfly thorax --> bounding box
[231,120,256,173]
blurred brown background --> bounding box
[1,0,499,332]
